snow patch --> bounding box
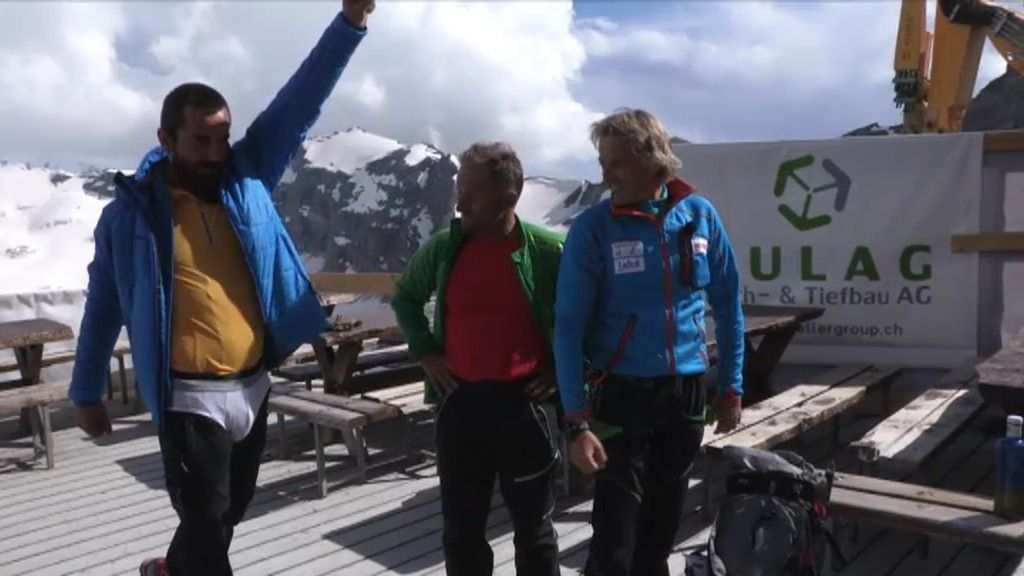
[333,236,351,247]
[302,253,326,274]
[0,164,111,295]
[304,128,402,174]
[405,144,441,167]
[516,177,587,233]
[344,170,386,213]
[411,209,434,245]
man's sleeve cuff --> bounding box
[562,408,591,425]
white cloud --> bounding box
[0,3,154,168]
[0,0,1017,180]
[574,1,1012,148]
[0,0,599,177]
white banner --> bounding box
[673,133,983,367]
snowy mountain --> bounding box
[0,129,601,296]
[0,164,117,295]
[275,128,460,275]
[517,177,609,233]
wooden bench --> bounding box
[267,382,412,498]
[274,344,424,397]
[850,358,985,477]
[699,364,902,518]
[0,345,132,404]
[829,472,1024,556]
[0,381,70,469]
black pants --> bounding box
[436,380,561,576]
[157,394,269,576]
[584,374,706,576]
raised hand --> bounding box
[343,0,375,28]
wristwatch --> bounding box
[565,420,591,441]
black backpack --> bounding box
[686,446,845,576]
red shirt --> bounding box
[444,234,549,382]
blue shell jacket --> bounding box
[553,178,745,422]
[68,12,366,429]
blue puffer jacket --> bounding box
[554,178,745,422]
[69,12,366,429]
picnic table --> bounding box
[707,304,825,400]
[0,319,74,390]
[975,326,1024,414]
[0,318,74,449]
[312,320,404,395]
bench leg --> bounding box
[118,355,128,405]
[339,426,368,483]
[40,406,53,470]
[277,413,287,459]
[400,414,416,467]
[29,406,43,456]
[703,454,716,520]
[313,424,327,498]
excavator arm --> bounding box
[895,0,1024,133]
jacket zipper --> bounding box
[149,221,169,420]
[655,221,677,373]
[592,312,637,387]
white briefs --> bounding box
[168,370,272,442]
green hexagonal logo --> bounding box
[773,154,851,232]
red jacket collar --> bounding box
[610,178,696,220]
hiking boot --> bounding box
[139,557,168,576]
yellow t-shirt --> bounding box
[169,187,265,376]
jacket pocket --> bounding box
[678,223,711,290]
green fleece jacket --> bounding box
[390,217,565,404]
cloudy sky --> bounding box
[0,0,1012,181]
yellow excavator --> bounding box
[895,0,1024,132]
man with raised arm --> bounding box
[67,2,376,574]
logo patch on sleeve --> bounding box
[691,236,709,255]
[612,241,645,274]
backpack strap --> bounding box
[726,471,818,506]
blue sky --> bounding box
[0,1,1011,181]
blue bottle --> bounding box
[995,415,1024,519]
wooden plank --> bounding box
[0,319,73,350]
[345,364,426,395]
[0,381,69,415]
[851,359,981,463]
[701,364,872,447]
[829,487,1024,556]
[977,330,1024,389]
[273,363,321,382]
[0,344,130,374]
[270,385,401,422]
[354,345,410,372]
[873,386,984,467]
[951,232,1024,253]
[984,129,1024,152]
[834,472,994,514]
[363,382,425,403]
[706,366,902,452]
[267,394,368,429]
[311,272,400,296]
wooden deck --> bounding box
[1,365,1023,575]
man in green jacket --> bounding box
[391,142,564,576]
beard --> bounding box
[169,159,224,203]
